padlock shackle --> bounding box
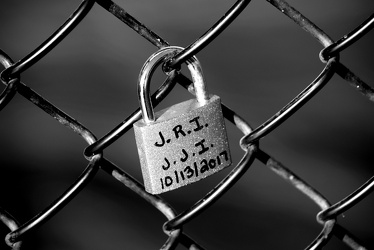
[138,46,209,124]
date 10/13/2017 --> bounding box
[159,150,229,190]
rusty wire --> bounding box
[0,0,373,249]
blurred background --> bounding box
[0,0,374,249]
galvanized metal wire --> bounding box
[0,0,373,249]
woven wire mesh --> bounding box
[0,0,374,249]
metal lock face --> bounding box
[133,46,231,194]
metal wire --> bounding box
[0,207,21,250]
[0,50,19,110]
[163,0,251,71]
[317,175,374,222]
[0,0,373,249]
[0,0,95,82]
[320,13,374,62]
[2,69,102,244]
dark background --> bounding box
[0,0,374,249]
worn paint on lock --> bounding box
[134,95,231,194]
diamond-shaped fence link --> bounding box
[0,0,373,249]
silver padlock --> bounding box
[133,46,231,194]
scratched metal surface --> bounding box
[0,0,373,249]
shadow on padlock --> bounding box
[133,46,232,194]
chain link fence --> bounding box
[0,0,373,249]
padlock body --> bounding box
[133,95,231,194]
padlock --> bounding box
[133,46,231,194]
